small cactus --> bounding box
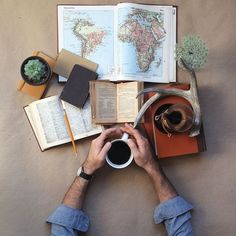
[24,59,46,82]
[175,35,208,70]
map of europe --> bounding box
[118,8,166,72]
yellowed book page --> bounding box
[27,96,103,150]
[94,82,117,123]
[117,82,139,123]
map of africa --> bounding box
[118,8,166,73]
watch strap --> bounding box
[77,166,93,181]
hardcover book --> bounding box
[54,49,98,82]
[57,3,176,83]
[24,96,103,151]
[90,81,143,124]
[143,84,206,159]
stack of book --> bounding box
[143,84,206,159]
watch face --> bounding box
[77,167,82,176]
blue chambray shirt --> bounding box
[47,196,193,236]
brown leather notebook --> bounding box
[143,84,206,159]
[17,51,56,99]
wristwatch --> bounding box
[77,166,93,181]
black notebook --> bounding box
[60,64,98,108]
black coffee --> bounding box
[107,141,131,165]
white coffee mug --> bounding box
[106,133,133,169]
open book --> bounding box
[24,96,103,151]
[57,3,176,83]
[90,81,143,124]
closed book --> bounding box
[60,64,98,108]
[143,84,206,159]
[53,49,98,82]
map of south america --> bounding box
[73,19,108,58]
[118,8,166,72]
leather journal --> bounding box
[60,64,98,108]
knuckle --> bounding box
[140,138,146,145]
[142,137,148,144]
[91,139,97,145]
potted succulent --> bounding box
[20,56,52,85]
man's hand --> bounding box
[121,123,157,172]
[83,127,122,174]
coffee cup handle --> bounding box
[121,133,129,141]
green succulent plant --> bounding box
[24,59,46,82]
[175,35,208,70]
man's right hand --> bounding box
[83,127,122,175]
[121,123,158,173]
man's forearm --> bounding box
[145,161,177,202]
[62,176,89,209]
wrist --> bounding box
[144,160,160,177]
[83,161,97,175]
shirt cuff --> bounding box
[154,196,193,224]
[46,204,89,232]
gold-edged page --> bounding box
[138,82,144,113]
[169,6,177,82]
[117,82,139,123]
[24,106,45,151]
[94,81,117,123]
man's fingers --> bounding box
[121,124,144,147]
[101,127,122,140]
[99,128,117,140]
[127,138,139,157]
[96,128,120,147]
[106,128,123,141]
[98,141,112,159]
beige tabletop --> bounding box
[1,0,236,235]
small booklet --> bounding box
[24,96,103,151]
[57,3,176,83]
[90,81,143,124]
[60,64,98,108]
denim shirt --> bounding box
[47,196,193,236]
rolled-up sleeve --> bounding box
[154,196,193,236]
[46,204,89,236]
